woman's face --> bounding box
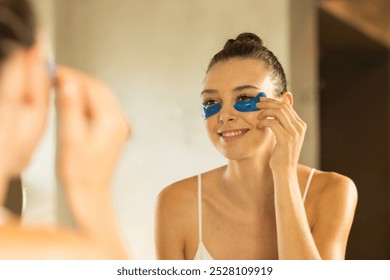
[202,58,277,160]
[0,41,51,176]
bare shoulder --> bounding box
[305,169,358,227]
[157,166,225,213]
[155,175,200,242]
[313,170,357,203]
[155,175,201,259]
[157,175,198,214]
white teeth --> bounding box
[222,130,243,137]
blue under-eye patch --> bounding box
[202,103,221,120]
[234,92,267,112]
[201,92,267,119]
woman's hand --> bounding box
[55,66,131,192]
[256,95,306,173]
[54,66,131,259]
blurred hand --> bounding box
[55,66,131,192]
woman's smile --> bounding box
[217,128,250,142]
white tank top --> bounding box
[193,168,316,260]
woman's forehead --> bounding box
[203,58,273,92]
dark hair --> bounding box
[0,0,36,64]
[207,33,287,97]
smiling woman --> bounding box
[155,32,358,260]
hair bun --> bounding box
[235,32,263,47]
[222,32,264,50]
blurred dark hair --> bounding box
[207,33,287,97]
[0,0,36,64]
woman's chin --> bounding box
[219,149,253,161]
[217,143,273,162]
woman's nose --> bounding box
[218,105,238,123]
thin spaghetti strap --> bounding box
[303,168,316,203]
[197,174,202,243]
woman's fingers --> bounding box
[257,107,293,132]
[55,65,126,144]
[258,118,288,142]
[56,66,130,141]
[256,97,306,171]
[55,81,85,144]
[257,97,306,136]
[55,65,131,191]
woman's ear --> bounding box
[281,91,293,106]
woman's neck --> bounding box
[221,151,275,208]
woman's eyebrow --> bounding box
[233,85,261,92]
[200,89,218,96]
[201,85,260,96]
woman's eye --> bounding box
[237,95,254,102]
[203,99,220,107]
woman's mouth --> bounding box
[218,129,249,140]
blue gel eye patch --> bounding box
[202,103,221,120]
[234,92,267,112]
[201,92,267,119]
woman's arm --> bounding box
[272,170,322,259]
[272,170,357,259]
[257,95,357,259]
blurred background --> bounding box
[12,0,390,259]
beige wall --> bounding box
[24,0,318,259]
[290,0,319,168]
